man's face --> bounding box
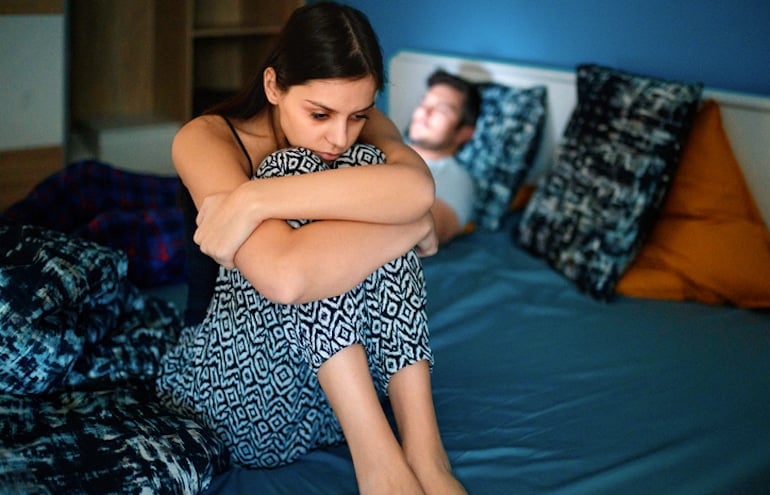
[408,83,466,153]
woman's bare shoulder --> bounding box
[176,114,229,142]
[175,114,260,161]
[172,115,247,178]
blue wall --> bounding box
[311,0,770,98]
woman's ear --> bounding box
[264,67,280,104]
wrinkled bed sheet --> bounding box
[204,215,770,495]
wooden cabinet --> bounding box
[69,0,303,126]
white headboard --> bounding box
[388,50,770,227]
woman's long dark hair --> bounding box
[206,2,384,120]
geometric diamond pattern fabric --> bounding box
[157,144,433,467]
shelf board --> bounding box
[193,25,282,39]
[81,114,182,129]
[0,0,64,14]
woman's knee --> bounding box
[332,143,386,169]
[257,147,328,179]
[256,143,386,179]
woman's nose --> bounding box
[327,120,348,149]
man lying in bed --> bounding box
[407,70,481,244]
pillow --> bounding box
[517,64,703,299]
[651,100,764,222]
[456,82,547,230]
[0,224,182,394]
[616,100,770,307]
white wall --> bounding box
[0,14,65,150]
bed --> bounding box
[2,49,770,494]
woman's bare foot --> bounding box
[317,346,426,495]
[387,361,467,494]
[407,454,467,495]
[357,458,426,495]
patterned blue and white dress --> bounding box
[156,144,433,468]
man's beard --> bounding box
[408,134,450,152]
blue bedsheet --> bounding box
[204,216,770,494]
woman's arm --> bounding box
[431,199,463,244]
[181,110,437,268]
[175,113,438,301]
[235,214,436,304]
[210,109,433,226]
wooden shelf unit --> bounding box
[69,0,303,126]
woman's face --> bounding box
[267,72,377,162]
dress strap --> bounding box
[222,116,255,177]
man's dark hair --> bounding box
[426,69,481,128]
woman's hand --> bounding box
[414,212,439,258]
[194,185,264,269]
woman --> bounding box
[156,3,466,494]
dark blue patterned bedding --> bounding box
[1,160,185,288]
[0,223,228,494]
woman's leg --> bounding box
[349,248,465,494]
[264,144,456,491]
[388,361,467,495]
[317,344,425,495]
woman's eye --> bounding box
[353,113,370,121]
[311,112,328,120]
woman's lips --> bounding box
[317,152,340,162]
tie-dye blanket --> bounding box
[0,223,229,494]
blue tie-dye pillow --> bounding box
[457,82,547,230]
[517,64,703,299]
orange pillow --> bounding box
[616,100,770,307]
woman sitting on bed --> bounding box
[155,2,466,495]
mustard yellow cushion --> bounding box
[616,100,770,307]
